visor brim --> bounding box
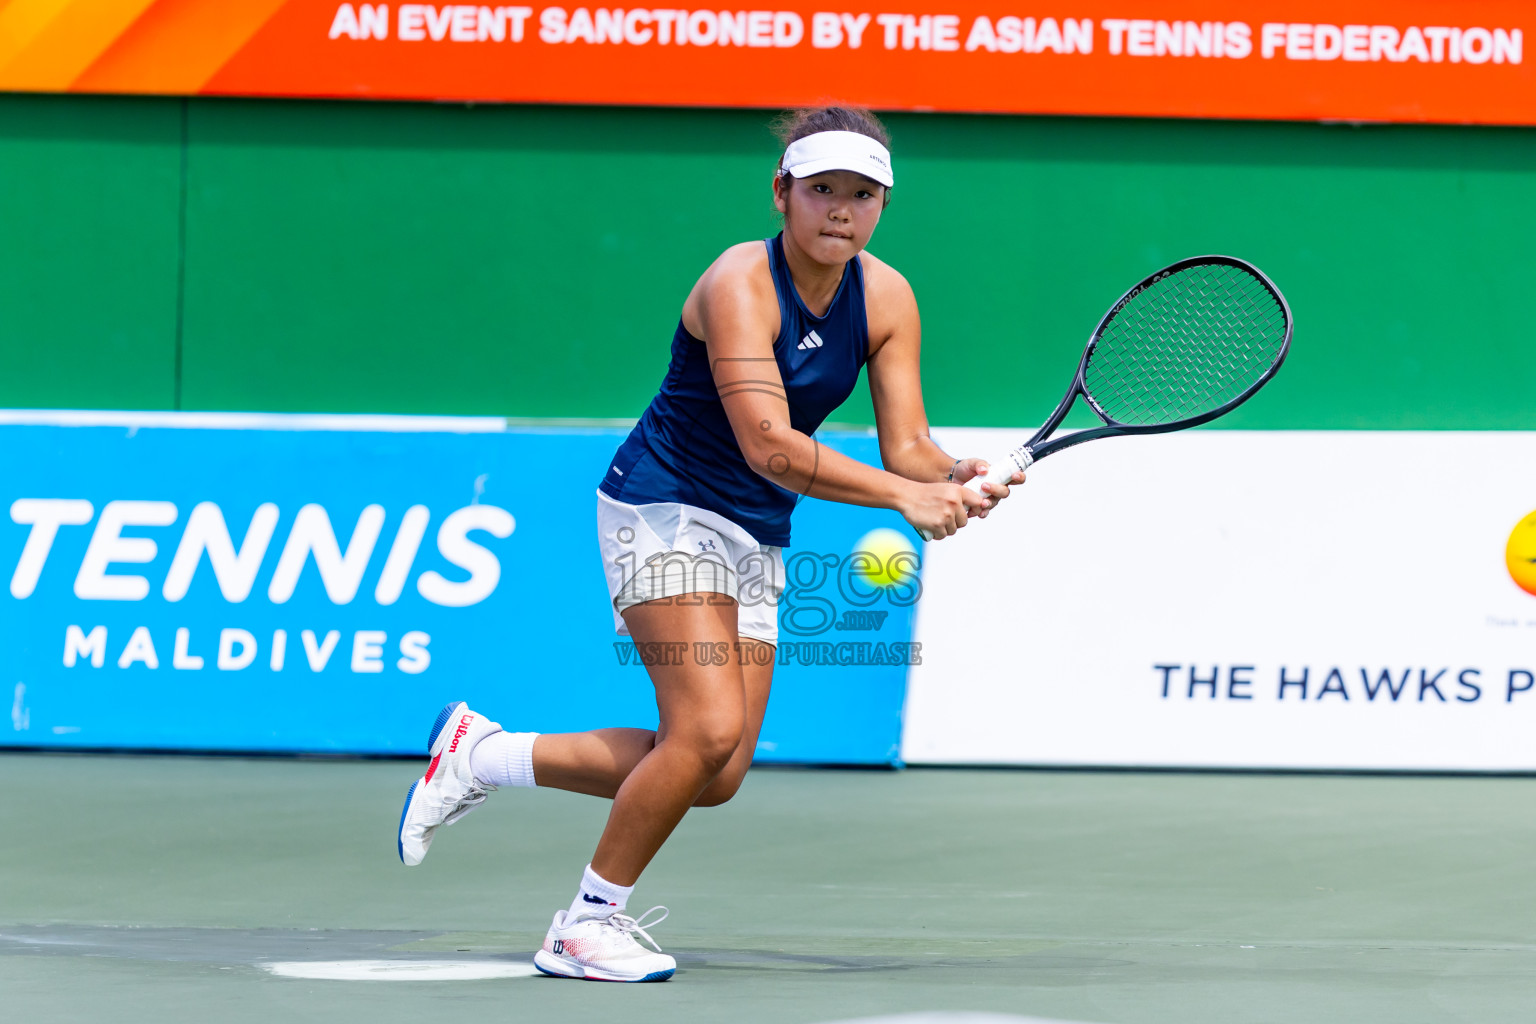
[781,157,893,189]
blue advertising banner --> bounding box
[0,416,918,765]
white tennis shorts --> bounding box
[596,490,785,645]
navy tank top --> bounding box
[599,233,870,546]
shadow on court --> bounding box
[3,753,1534,1023]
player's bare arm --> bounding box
[691,246,982,540]
[862,250,1023,515]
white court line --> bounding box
[262,959,540,981]
[817,1015,1103,1024]
[0,410,511,432]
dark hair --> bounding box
[772,104,891,154]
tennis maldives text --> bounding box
[7,498,515,675]
[1156,664,1536,703]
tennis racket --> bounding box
[925,255,1291,540]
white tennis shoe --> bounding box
[397,700,503,866]
[532,907,676,982]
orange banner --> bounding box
[0,1,1530,123]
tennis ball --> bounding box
[852,527,917,588]
[1506,511,1536,597]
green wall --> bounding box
[1,93,1533,428]
[0,97,181,409]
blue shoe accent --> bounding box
[533,962,565,978]
[397,780,417,863]
[426,700,465,753]
[640,969,675,982]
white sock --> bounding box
[468,731,539,788]
[568,863,632,921]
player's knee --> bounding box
[689,717,743,775]
[694,764,747,807]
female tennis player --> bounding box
[397,105,1023,982]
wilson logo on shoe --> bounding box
[552,940,565,955]
[447,715,473,753]
[797,330,824,351]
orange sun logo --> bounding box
[1506,511,1536,597]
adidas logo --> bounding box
[797,330,825,351]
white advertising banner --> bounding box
[905,428,1536,771]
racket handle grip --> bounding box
[916,447,1034,542]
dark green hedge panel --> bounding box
[0,96,181,409]
[180,102,781,419]
[2,94,1534,428]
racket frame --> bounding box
[929,254,1293,542]
[1020,254,1293,466]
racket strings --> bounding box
[1084,263,1287,426]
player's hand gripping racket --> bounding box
[923,255,1291,540]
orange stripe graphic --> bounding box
[0,0,157,91]
[0,1,1530,126]
[73,0,288,93]
[0,0,75,75]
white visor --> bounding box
[779,130,894,188]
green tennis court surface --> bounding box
[4,753,1533,1023]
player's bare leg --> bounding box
[530,635,774,805]
[584,595,747,883]
[530,599,772,982]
